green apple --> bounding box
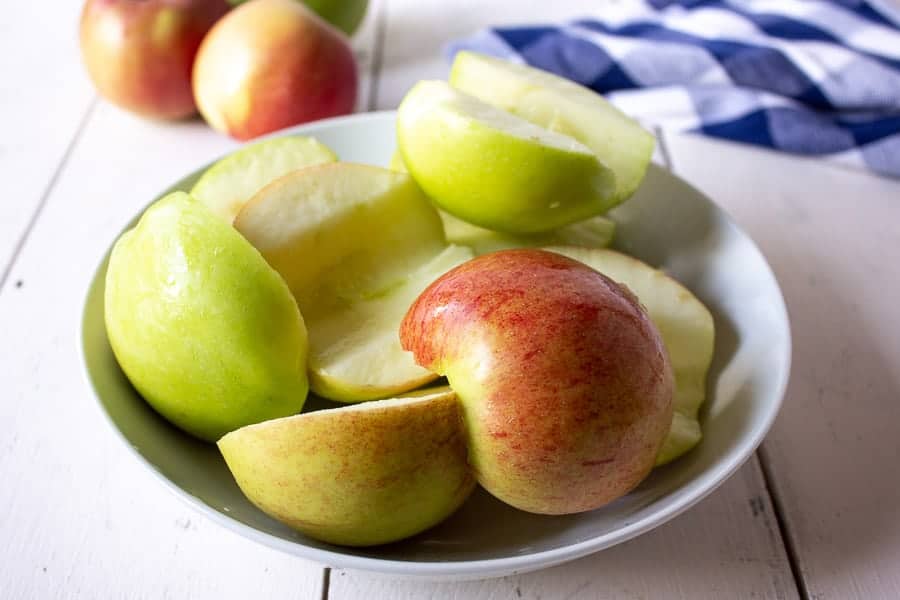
[218,388,475,546]
[190,135,337,223]
[401,249,674,515]
[397,80,616,234]
[225,0,368,35]
[104,192,309,441]
[440,211,615,255]
[450,51,655,206]
[235,162,473,401]
[546,247,715,465]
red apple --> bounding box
[192,0,358,140]
[400,249,675,515]
[79,0,229,120]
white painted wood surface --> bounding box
[1,0,898,598]
[666,133,900,600]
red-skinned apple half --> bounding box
[400,249,675,515]
[193,0,358,140]
[79,0,230,119]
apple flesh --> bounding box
[450,51,655,206]
[79,0,229,119]
[546,247,715,465]
[401,249,674,514]
[218,389,475,546]
[397,81,616,234]
[191,135,337,223]
[193,0,358,140]
[105,192,309,441]
[235,163,472,401]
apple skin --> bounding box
[227,0,368,35]
[79,0,230,120]
[400,249,674,514]
[104,191,309,441]
[218,390,475,546]
[193,0,358,140]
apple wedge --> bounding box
[546,247,715,465]
[191,135,337,223]
[397,80,616,234]
[440,211,615,255]
[450,51,654,206]
[105,192,309,442]
[218,389,475,547]
[235,163,474,401]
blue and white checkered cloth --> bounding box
[449,0,900,179]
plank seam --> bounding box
[758,445,810,600]
[653,125,674,170]
[0,96,99,293]
[366,0,389,111]
[321,567,332,600]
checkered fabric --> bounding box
[449,0,900,178]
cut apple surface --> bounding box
[545,246,715,465]
[450,51,654,207]
[105,192,309,442]
[397,80,616,234]
[218,389,476,547]
[441,211,615,255]
[235,163,473,401]
[190,135,337,223]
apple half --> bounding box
[235,162,474,401]
[105,192,309,442]
[218,388,475,547]
[450,51,655,206]
[546,247,715,465]
[191,135,337,223]
[397,80,616,234]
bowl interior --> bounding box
[81,112,790,578]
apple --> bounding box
[191,135,337,223]
[234,162,473,401]
[79,0,230,119]
[450,51,655,207]
[396,81,616,234]
[546,247,715,465]
[218,388,475,546]
[105,191,309,441]
[192,0,358,140]
[400,249,674,514]
[440,211,616,255]
[226,0,368,35]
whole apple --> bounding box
[79,0,230,119]
[193,0,358,140]
[401,249,674,515]
[226,0,368,35]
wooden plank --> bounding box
[330,458,797,599]
[0,3,95,276]
[665,132,900,600]
[0,1,388,597]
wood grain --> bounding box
[0,3,95,280]
[666,132,900,600]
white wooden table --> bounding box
[2,1,899,598]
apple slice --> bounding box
[545,246,715,465]
[235,163,474,401]
[218,389,475,547]
[450,51,655,206]
[190,135,337,223]
[397,80,616,234]
[440,211,615,255]
[105,192,309,442]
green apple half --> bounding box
[191,135,337,223]
[546,247,715,465]
[218,388,475,547]
[450,51,655,207]
[235,162,474,401]
[104,192,309,442]
[397,80,616,234]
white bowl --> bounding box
[81,111,791,580]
